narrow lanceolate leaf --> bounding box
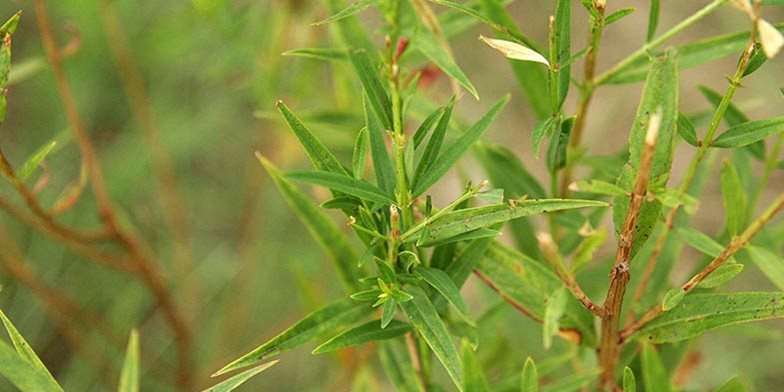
[415,267,469,317]
[612,49,678,260]
[353,128,368,179]
[603,23,784,84]
[746,246,784,290]
[204,361,279,392]
[281,48,347,62]
[641,342,672,392]
[662,288,685,311]
[623,367,636,392]
[413,106,444,149]
[277,101,347,175]
[542,288,568,350]
[214,299,370,375]
[475,142,546,198]
[325,0,378,60]
[477,243,597,345]
[286,171,394,204]
[312,0,377,25]
[720,160,747,236]
[715,376,749,392]
[0,12,21,36]
[414,96,455,185]
[521,357,539,392]
[118,330,139,392]
[0,340,63,392]
[676,112,699,147]
[461,340,490,392]
[674,227,733,260]
[0,309,62,391]
[569,179,627,197]
[698,84,764,159]
[17,141,56,181]
[478,36,549,66]
[541,368,602,392]
[349,49,392,130]
[712,117,784,148]
[412,94,510,197]
[639,292,784,343]
[257,154,362,290]
[415,28,479,99]
[364,95,396,194]
[415,199,607,245]
[532,117,557,158]
[647,0,660,42]
[697,264,744,289]
[553,0,572,110]
[312,320,410,354]
[605,8,635,25]
[378,341,426,392]
[398,286,463,390]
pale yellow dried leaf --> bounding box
[479,36,550,67]
[758,19,784,58]
[730,0,754,17]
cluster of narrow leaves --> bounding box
[212,1,784,391]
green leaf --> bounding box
[623,367,636,392]
[676,112,699,147]
[415,267,469,317]
[698,84,764,159]
[364,94,397,194]
[605,8,635,25]
[118,330,139,392]
[675,227,733,261]
[461,340,490,392]
[647,0,660,42]
[742,42,767,77]
[0,11,21,36]
[715,376,749,392]
[286,171,394,204]
[553,0,571,110]
[313,320,410,354]
[641,342,672,392]
[746,246,784,290]
[351,289,383,301]
[444,235,496,288]
[312,0,377,25]
[415,199,606,245]
[521,357,539,392]
[281,48,347,61]
[325,0,378,61]
[378,341,426,392]
[569,179,627,197]
[381,298,397,328]
[214,299,370,375]
[257,154,362,290]
[474,142,546,198]
[697,263,744,289]
[541,368,601,392]
[531,117,557,158]
[204,361,279,392]
[603,24,784,84]
[639,292,784,343]
[0,308,62,391]
[662,288,685,311]
[546,116,574,173]
[349,49,393,130]
[571,228,607,272]
[720,160,747,236]
[0,340,63,392]
[398,286,463,390]
[651,187,699,215]
[413,28,479,99]
[17,141,56,182]
[612,49,678,260]
[413,106,444,149]
[277,101,348,175]
[712,117,784,148]
[542,288,568,350]
[414,96,455,185]
[417,227,500,248]
[353,128,368,179]
[412,94,510,197]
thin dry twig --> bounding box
[33,1,193,388]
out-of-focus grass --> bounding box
[0,1,782,390]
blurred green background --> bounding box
[0,0,782,390]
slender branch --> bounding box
[537,232,605,317]
[560,0,606,198]
[621,191,784,342]
[598,111,660,389]
[33,2,193,388]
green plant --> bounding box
[0,0,783,391]
[214,0,784,391]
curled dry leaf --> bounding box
[758,19,784,58]
[478,36,550,67]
